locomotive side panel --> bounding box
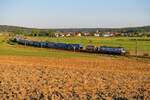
[99,46,126,55]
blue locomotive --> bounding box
[99,46,126,55]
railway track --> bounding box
[80,49,150,59]
[7,40,150,59]
[125,55,150,59]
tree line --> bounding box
[0,25,55,37]
[0,25,150,37]
[11,29,55,37]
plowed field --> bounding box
[0,55,150,100]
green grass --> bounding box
[0,36,114,59]
[1,36,150,59]
[27,36,150,52]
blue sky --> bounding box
[0,0,150,28]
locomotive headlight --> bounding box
[121,49,126,53]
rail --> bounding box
[9,39,150,59]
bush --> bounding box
[126,51,130,56]
[143,53,149,57]
[8,39,15,45]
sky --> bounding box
[0,0,150,28]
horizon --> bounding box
[0,0,150,28]
[1,25,150,29]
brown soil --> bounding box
[130,51,150,56]
[0,55,150,100]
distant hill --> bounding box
[0,25,150,33]
[0,25,36,32]
[50,26,150,33]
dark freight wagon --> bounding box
[86,45,97,51]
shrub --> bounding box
[143,53,149,57]
[8,39,15,45]
[126,51,130,56]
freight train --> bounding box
[12,38,126,55]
